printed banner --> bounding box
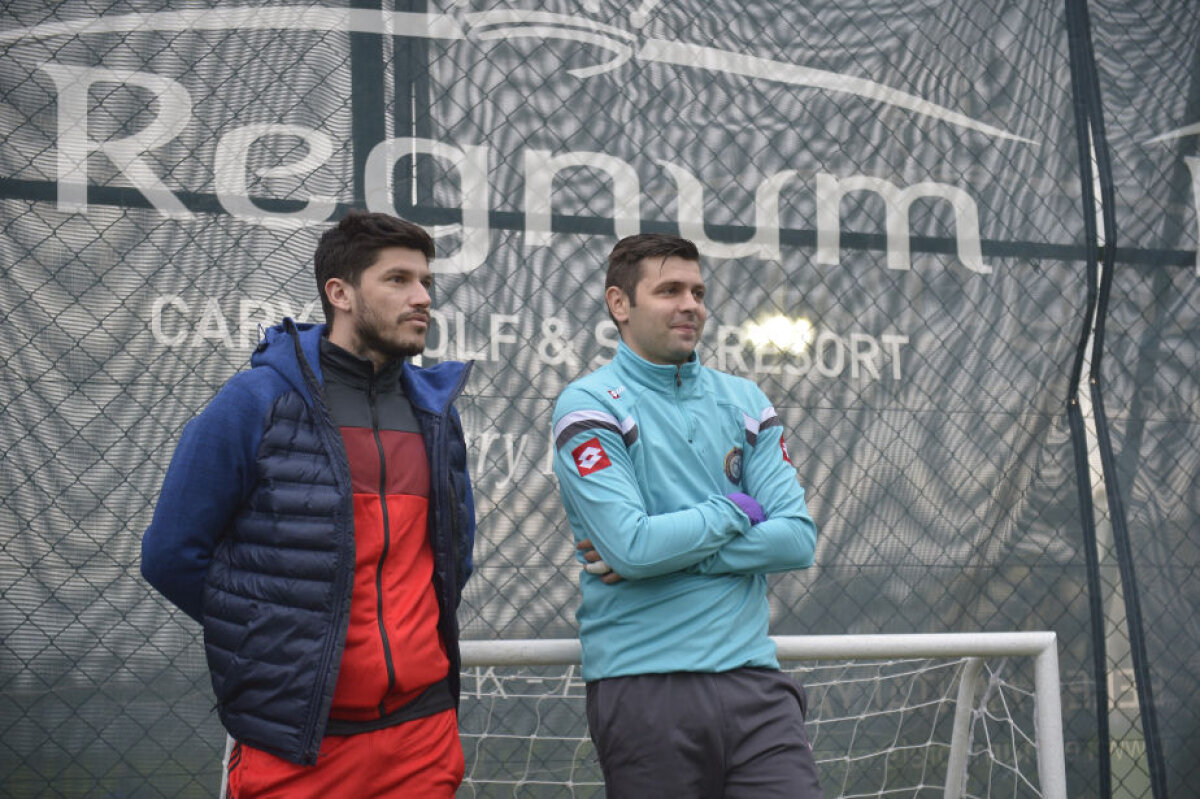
[1,1,1162,794]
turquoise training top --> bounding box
[552,341,817,681]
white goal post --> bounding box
[459,632,1067,799]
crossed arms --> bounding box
[552,395,816,583]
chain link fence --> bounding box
[1083,1,1200,795]
[1,0,1196,796]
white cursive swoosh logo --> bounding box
[1145,122,1200,145]
[2,5,1034,144]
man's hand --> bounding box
[726,492,767,525]
[577,538,623,584]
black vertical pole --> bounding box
[1063,0,1112,793]
[393,0,435,222]
[350,0,387,210]
[1067,0,1170,796]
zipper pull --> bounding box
[675,365,682,388]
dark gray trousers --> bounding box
[585,668,823,799]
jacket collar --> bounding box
[318,336,405,389]
[613,340,702,395]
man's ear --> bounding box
[325,277,354,314]
[605,285,630,325]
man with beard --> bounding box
[142,211,475,797]
[551,234,822,797]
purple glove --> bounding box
[726,492,766,525]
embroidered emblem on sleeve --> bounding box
[572,437,612,476]
[724,447,743,484]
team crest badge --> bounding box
[573,437,612,476]
[724,447,743,484]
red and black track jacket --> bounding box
[319,339,453,728]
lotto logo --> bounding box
[780,437,793,464]
[572,437,611,476]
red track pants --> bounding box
[226,708,464,798]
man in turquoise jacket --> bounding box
[552,233,822,798]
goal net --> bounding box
[457,633,1066,799]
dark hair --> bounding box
[605,234,700,321]
[314,211,436,324]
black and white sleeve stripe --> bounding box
[554,409,639,451]
[743,406,781,446]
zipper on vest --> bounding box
[368,375,398,714]
[287,322,354,762]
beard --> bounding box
[354,303,425,361]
